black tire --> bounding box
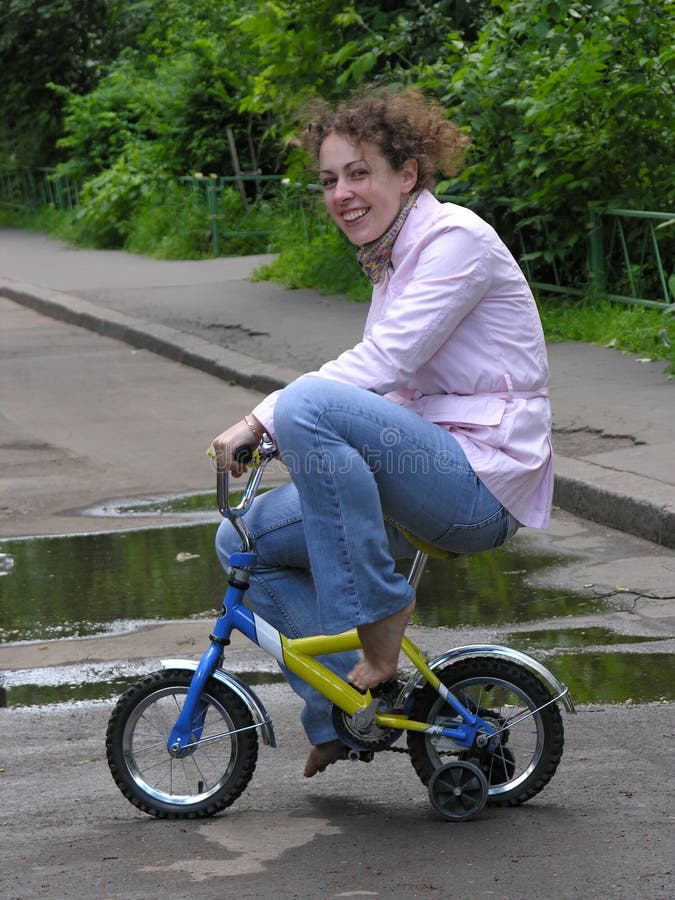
[408,657,564,806]
[106,669,258,818]
[428,761,489,822]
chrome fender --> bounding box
[161,658,277,747]
[401,644,575,713]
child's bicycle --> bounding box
[106,439,574,822]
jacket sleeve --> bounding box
[252,223,491,436]
[312,223,491,393]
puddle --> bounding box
[0,666,285,709]
[0,525,598,644]
[86,491,219,520]
[0,524,227,643]
[3,649,671,708]
[503,627,670,650]
[547,652,675,703]
[1,508,672,709]
[410,548,607,627]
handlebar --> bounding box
[215,437,278,552]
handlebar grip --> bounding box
[234,446,254,465]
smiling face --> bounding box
[318,132,418,246]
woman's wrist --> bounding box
[243,414,263,443]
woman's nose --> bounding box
[334,176,353,202]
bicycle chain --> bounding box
[382,745,454,756]
[383,743,409,754]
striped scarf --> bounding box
[356,187,422,284]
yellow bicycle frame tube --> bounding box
[280,630,443,728]
[283,630,373,716]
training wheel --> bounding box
[428,761,489,822]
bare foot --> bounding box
[349,598,415,691]
[303,739,348,778]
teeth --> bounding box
[343,208,367,222]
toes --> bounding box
[303,740,347,777]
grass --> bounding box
[0,183,274,260]
[536,295,674,372]
[253,225,372,301]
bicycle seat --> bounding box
[388,519,460,560]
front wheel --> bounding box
[408,657,564,806]
[106,669,258,818]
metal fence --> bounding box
[179,173,325,255]
[518,207,674,309]
[0,167,78,211]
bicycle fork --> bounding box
[166,553,259,757]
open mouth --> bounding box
[342,207,369,223]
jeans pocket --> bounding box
[434,508,516,554]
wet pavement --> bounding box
[1,229,674,898]
[2,504,674,710]
[0,238,674,714]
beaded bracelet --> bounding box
[243,415,263,443]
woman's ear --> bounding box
[400,158,418,194]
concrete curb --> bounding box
[553,457,675,549]
[4,276,675,549]
[1,278,296,395]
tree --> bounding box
[0,0,131,166]
[431,0,675,280]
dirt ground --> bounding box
[1,684,673,899]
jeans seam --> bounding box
[312,407,362,621]
[442,506,507,535]
[249,513,304,542]
[251,572,304,638]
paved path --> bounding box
[1,227,674,547]
[1,228,674,900]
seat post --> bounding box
[407,550,429,591]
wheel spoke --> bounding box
[107,670,259,817]
[408,658,564,808]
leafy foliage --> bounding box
[0,0,125,166]
[432,0,674,279]
[1,0,672,304]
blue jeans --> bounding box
[216,378,519,744]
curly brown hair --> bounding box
[299,87,470,189]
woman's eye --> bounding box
[320,178,336,189]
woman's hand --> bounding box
[210,416,263,478]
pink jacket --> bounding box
[253,189,553,528]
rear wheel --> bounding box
[106,669,258,818]
[408,657,564,806]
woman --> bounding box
[211,88,553,777]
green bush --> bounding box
[255,215,370,301]
[431,0,674,282]
[69,147,168,247]
[124,181,213,259]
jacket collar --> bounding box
[390,189,443,271]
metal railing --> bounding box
[587,207,674,308]
[519,206,674,309]
[0,167,79,210]
[180,173,324,255]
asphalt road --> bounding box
[1,298,674,899]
